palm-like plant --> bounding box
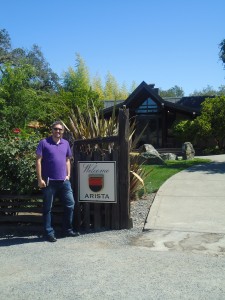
[68,101,118,140]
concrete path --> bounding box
[140,155,225,256]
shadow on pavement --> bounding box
[0,236,44,247]
[0,225,44,246]
[185,162,225,174]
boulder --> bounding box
[138,144,160,156]
[182,142,195,160]
[140,152,166,165]
[160,153,177,161]
[137,144,165,165]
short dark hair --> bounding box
[51,121,64,130]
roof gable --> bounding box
[103,81,215,116]
[103,81,164,116]
[124,81,164,108]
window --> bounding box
[135,97,159,114]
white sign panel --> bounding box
[78,161,117,203]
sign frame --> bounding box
[78,161,117,203]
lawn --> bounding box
[142,158,212,194]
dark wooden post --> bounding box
[118,107,132,229]
[73,144,81,231]
[161,104,165,147]
[111,149,120,229]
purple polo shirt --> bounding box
[36,136,72,180]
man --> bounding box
[36,121,79,242]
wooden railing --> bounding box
[0,194,63,225]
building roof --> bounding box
[103,81,215,117]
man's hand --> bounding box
[38,179,46,188]
[65,175,70,181]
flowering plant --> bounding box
[12,128,21,134]
[0,133,42,194]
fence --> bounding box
[0,108,132,232]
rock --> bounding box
[182,142,195,160]
[138,144,160,156]
[160,153,177,161]
[140,152,166,165]
[138,144,165,165]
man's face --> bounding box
[52,124,64,138]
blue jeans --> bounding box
[42,180,75,236]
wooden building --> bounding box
[103,81,213,148]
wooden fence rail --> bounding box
[0,194,63,225]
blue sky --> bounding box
[1,0,225,95]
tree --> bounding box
[219,39,225,69]
[118,82,129,100]
[25,44,59,91]
[0,29,12,64]
[92,74,104,100]
[0,28,59,91]
[196,96,225,149]
[172,120,198,144]
[130,81,137,94]
[0,62,36,128]
[104,72,120,100]
[189,84,225,96]
[218,85,225,95]
[62,53,100,111]
[173,96,225,149]
[63,53,90,92]
[159,85,184,97]
[0,61,61,130]
[189,85,217,96]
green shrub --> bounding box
[0,132,42,194]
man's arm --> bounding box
[36,155,46,188]
[65,157,71,180]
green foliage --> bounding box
[130,156,152,200]
[189,85,217,96]
[62,54,101,111]
[159,85,184,97]
[0,132,41,194]
[0,29,12,63]
[0,62,64,130]
[172,119,197,144]
[92,75,105,100]
[0,28,59,91]
[219,39,225,68]
[173,96,225,149]
[68,101,118,144]
[25,44,59,91]
[197,96,225,148]
[104,72,129,100]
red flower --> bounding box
[12,128,21,134]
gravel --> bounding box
[1,193,225,300]
[0,194,156,300]
[130,193,156,230]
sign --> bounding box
[78,161,117,203]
